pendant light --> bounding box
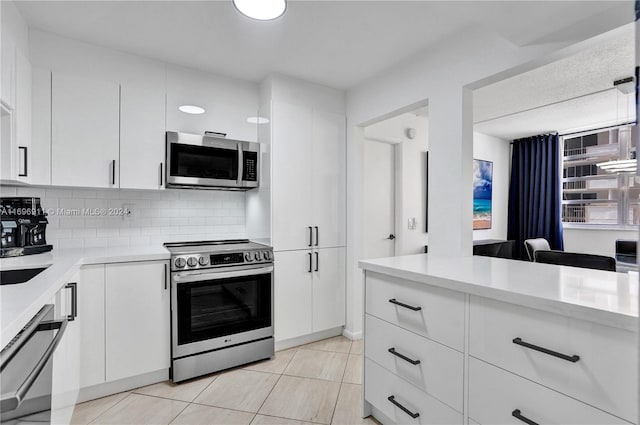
[233,0,286,21]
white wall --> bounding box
[344,15,632,337]
[472,132,510,241]
[1,1,28,53]
[563,228,636,258]
[364,112,429,255]
[1,185,245,249]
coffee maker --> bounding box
[1,197,53,257]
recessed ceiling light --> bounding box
[233,0,286,21]
[178,105,206,115]
[247,116,270,124]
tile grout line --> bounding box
[86,392,134,424]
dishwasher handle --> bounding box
[0,317,68,412]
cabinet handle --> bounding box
[314,226,319,246]
[388,298,422,311]
[308,227,313,247]
[111,159,116,185]
[512,409,539,425]
[512,337,580,363]
[388,347,420,365]
[65,282,77,321]
[18,146,27,177]
[314,251,319,272]
[159,163,163,187]
[387,395,419,419]
[164,263,167,290]
[308,252,312,273]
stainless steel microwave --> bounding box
[166,131,259,190]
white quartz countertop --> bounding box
[0,246,170,347]
[359,254,638,332]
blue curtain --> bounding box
[507,134,564,260]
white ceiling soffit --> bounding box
[15,1,632,90]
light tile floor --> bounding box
[71,336,378,425]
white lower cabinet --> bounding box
[105,261,170,381]
[274,247,345,342]
[468,357,629,425]
[51,273,81,425]
[76,260,169,390]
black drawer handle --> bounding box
[512,409,539,425]
[387,395,419,419]
[388,347,420,365]
[512,337,580,363]
[389,298,422,311]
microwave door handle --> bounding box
[0,318,68,412]
[237,144,244,186]
[173,265,274,284]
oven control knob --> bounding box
[254,252,261,261]
[245,252,253,262]
[175,258,186,268]
[187,257,198,267]
[263,251,271,260]
[198,256,209,266]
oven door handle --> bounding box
[173,266,274,283]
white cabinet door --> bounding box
[30,67,52,185]
[271,101,314,251]
[274,250,313,341]
[120,82,166,190]
[51,73,120,188]
[105,261,169,381]
[78,265,105,389]
[1,33,15,108]
[15,48,31,183]
[51,277,81,425]
[312,247,345,332]
[311,110,345,249]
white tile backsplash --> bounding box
[5,186,247,249]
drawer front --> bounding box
[469,357,630,425]
[469,296,637,422]
[365,314,463,412]
[365,358,462,425]
[365,272,465,351]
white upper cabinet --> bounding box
[272,100,314,251]
[165,65,259,142]
[120,81,166,190]
[51,73,120,188]
[271,100,346,251]
[1,33,16,108]
[30,67,52,185]
[15,48,31,183]
[311,109,345,248]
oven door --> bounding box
[171,264,273,358]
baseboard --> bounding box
[77,369,169,403]
[275,327,343,351]
[342,328,362,340]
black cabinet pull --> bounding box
[308,227,313,247]
[512,409,539,425]
[389,298,422,311]
[65,282,77,321]
[388,347,420,365]
[308,252,312,273]
[111,159,116,185]
[512,337,580,363]
[314,226,319,246]
[159,163,163,186]
[314,252,319,272]
[387,395,419,419]
[18,146,27,177]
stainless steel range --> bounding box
[164,240,274,382]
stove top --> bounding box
[164,239,273,271]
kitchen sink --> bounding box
[0,267,50,285]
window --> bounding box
[562,125,637,226]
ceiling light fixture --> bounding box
[178,105,206,115]
[233,0,286,21]
[247,116,270,124]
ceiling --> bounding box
[474,23,635,140]
[15,0,632,90]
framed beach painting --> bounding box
[473,159,493,230]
